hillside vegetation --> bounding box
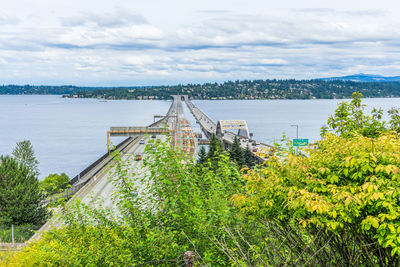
[2,79,400,100]
[64,80,400,100]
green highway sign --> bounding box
[293,139,309,147]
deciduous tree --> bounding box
[39,173,70,196]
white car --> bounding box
[139,139,145,144]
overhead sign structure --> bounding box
[216,120,250,139]
[293,139,309,147]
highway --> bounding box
[79,135,167,209]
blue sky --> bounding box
[0,0,399,86]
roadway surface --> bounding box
[79,135,167,209]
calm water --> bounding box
[0,95,171,179]
[1,95,400,179]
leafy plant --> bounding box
[233,132,400,265]
[39,173,70,196]
[324,92,399,138]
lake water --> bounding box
[1,95,400,179]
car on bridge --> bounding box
[135,154,142,161]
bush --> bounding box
[39,173,70,196]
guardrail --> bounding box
[68,136,133,187]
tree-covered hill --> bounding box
[0,85,102,95]
[64,79,400,100]
[2,79,400,99]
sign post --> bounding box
[293,139,309,147]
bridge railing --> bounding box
[68,136,133,187]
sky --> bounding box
[0,0,400,86]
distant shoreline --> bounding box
[1,94,400,101]
[2,79,400,100]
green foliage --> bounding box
[5,138,244,265]
[197,145,207,164]
[207,133,223,157]
[137,138,243,263]
[388,107,400,132]
[0,156,47,226]
[233,132,400,265]
[243,144,255,167]
[12,140,39,176]
[230,137,244,167]
[206,133,225,170]
[324,92,399,138]
[39,173,70,196]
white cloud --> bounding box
[1,2,400,85]
[61,9,148,27]
[0,14,19,25]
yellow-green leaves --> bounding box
[362,216,379,230]
[235,132,400,258]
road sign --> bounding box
[293,139,308,147]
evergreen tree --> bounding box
[207,134,223,159]
[197,146,207,164]
[244,144,255,167]
[12,140,39,176]
[230,137,244,168]
[0,156,47,225]
[207,134,224,169]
